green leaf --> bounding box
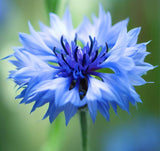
[95,68,114,74]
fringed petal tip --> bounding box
[1,54,13,60]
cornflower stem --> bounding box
[45,0,59,14]
[80,111,88,151]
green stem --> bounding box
[80,111,88,151]
[45,0,59,14]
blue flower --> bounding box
[5,6,154,125]
[77,5,129,48]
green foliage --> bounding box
[45,0,59,14]
[41,115,65,151]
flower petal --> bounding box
[64,103,77,125]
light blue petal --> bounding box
[64,103,77,125]
[128,72,147,86]
[84,76,119,114]
[127,27,141,46]
[63,7,73,32]
[19,33,56,62]
[133,66,155,76]
[106,18,129,48]
[101,56,135,73]
[54,78,72,106]
[28,21,51,49]
[88,101,97,123]
[19,33,43,51]
[49,12,75,43]
[84,76,102,101]
[111,27,129,50]
[35,77,70,93]
[39,22,62,50]
[19,70,59,104]
[117,57,135,71]
[99,73,141,110]
[43,103,54,119]
[49,103,64,123]
[43,102,63,123]
[123,47,138,57]
[55,80,86,107]
[110,102,118,114]
[77,16,93,44]
[98,101,110,121]
[30,90,55,113]
[11,67,37,84]
[10,50,59,85]
[15,88,26,99]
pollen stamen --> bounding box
[82,54,86,67]
[105,42,109,53]
[91,50,98,62]
[74,46,78,62]
[74,33,78,44]
[52,47,57,56]
[88,36,93,55]
[61,53,73,70]
[55,36,109,80]
[60,36,69,55]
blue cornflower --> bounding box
[5,6,154,125]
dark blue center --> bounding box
[52,35,109,80]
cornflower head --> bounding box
[5,5,154,125]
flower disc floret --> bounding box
[53,36,108,79]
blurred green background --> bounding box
[0,0,159,151]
